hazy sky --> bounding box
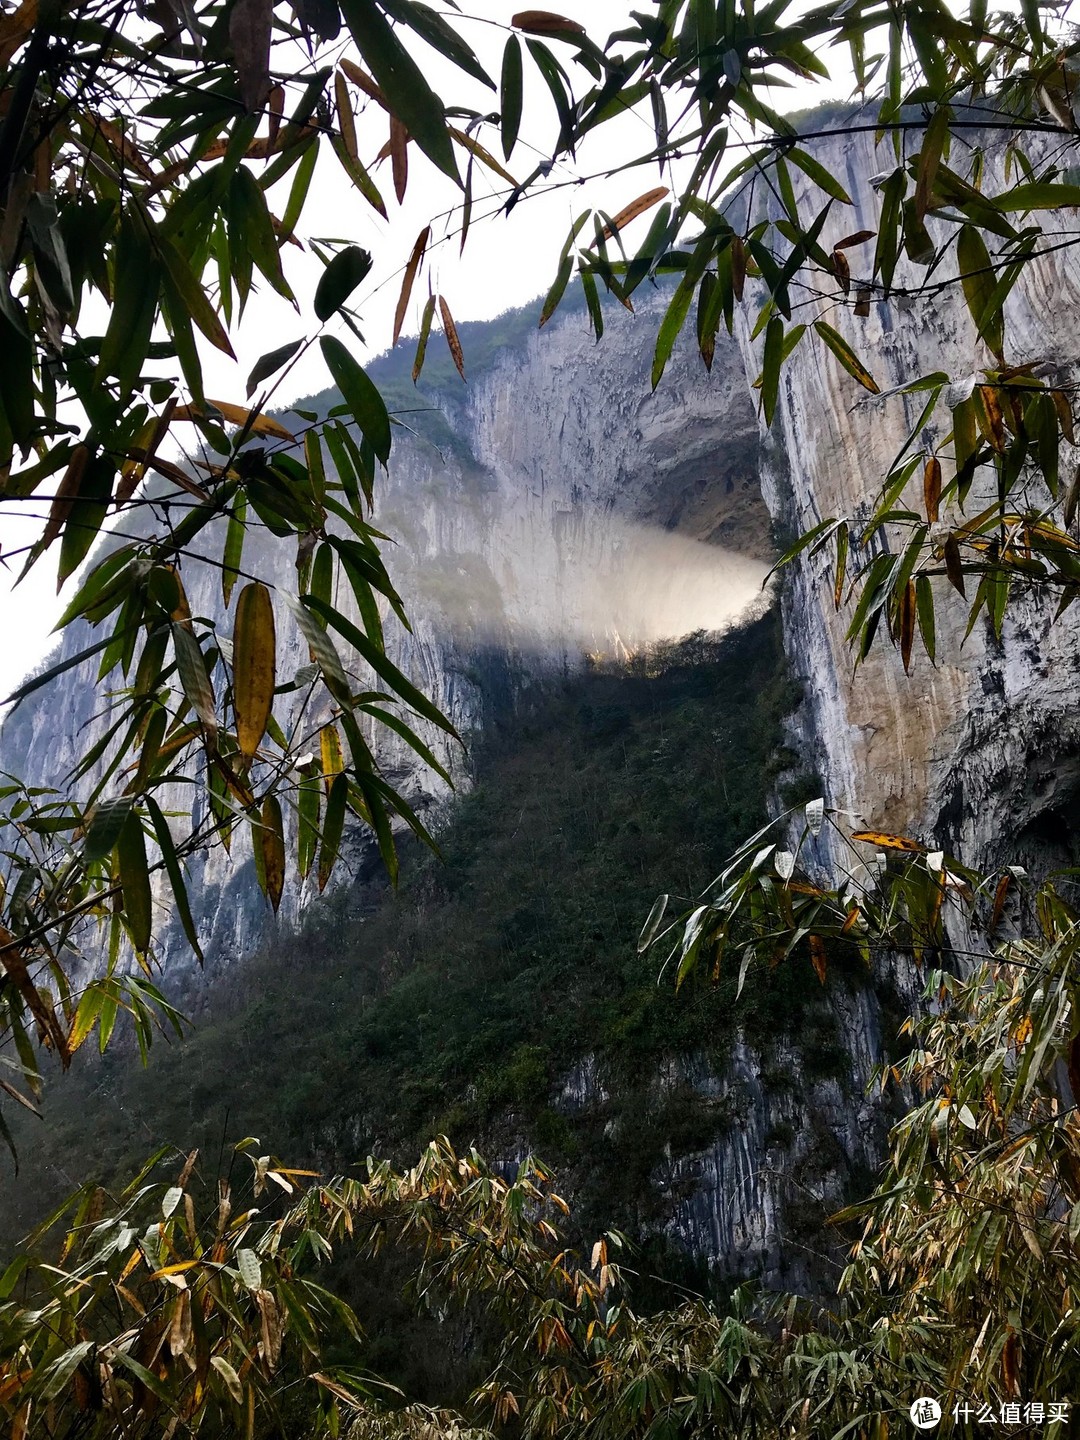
[0,1,846,699]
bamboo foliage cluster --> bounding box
[8,863,1080,1439]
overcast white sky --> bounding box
[0,0,849,700]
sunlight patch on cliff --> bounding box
[401,517,771,657]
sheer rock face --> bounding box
[738,120,1080,875]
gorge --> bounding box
[4,112,1080,1310]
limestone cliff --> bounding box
[739,117,1080,875]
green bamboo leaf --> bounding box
[233,581,276,761]
[412,294,437,383]
[310,541,333,612]
[41,1341,94,1401]
[381,0,493,88]
[501,33,523,160]
[901,198,936,266]
[281,591,352,704]
[112,1352,174,1405]
[320,335,391,465]
[83,795,136,864]
[814,321,880,393]
[230,166,293,302]
[117,810,152,955]
[96,219,160,399]
[314,245,372,322]
[362,703,451,785]
[785,146,853,204]
[58,455,114,586]
[222,495,247,609]
[761,316,784,427]
[915,573,936,664]
[993,182,1080,212]
[317,771,348,891]
[330,136,388,218]
[956,225,1004,354]
[145,796,204,962]
[638,893,669,953]
[171,624,218,744]
[834,521,848,610]
[303,593,458,737]
[539,254,573,328]
[581,268,603,340]
[651,275,694,389]
[280,135,320,236]
[159,236,236,358]
[763,516,842,585]
[246,339,303,399]
[298,770,321,879]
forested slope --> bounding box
[2,611,882,1303]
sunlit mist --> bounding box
[388,511,770,659]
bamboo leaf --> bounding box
[597,186,669,241]
[540,254,573,328]
[117,810,152,955]
[281,591,352,704]
[851,830,924,851]
[412,294,437,382]
[956,225,1004,354]
[318,772,348,891]
[915,573,936,664]
[259,794,285,913]
[924,455,942,522]
[337,0,459,182]
[173,399,294,442]
[298,771,321,879]
[222,495,247,609]
[651,276,694,389]
[814,320,880,393]
[233,582,276,761]
[83,795,136,864]
[761,316,783,426]
[320,335,392,464]
[500,34,522,160]
[172,624,218,745]
[393,227,430,346]
[229,0,272,110]
[146,797,203,962]
[390,115,409,204]
[512,9,585,34]
[211,1355,244,1404]
[314,245,372,322]
[993,182,1080,211]
[303,593,459,736]
[785,148,853,204]
[439,295,465,380]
